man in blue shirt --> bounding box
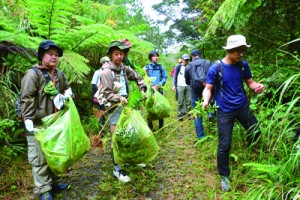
[202,35,265,191]
[144,50,168,130]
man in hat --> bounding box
[21,40,72,199]
[185,49,212,140]
[172,54,191,121]
[202,34,265,191]
[98,40,147,182]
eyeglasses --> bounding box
[232,47,247,54]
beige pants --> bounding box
[26,135,56,194]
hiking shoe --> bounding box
[52,183,70,191]
[136,163,146,168]
[41,191,53,200]
[113,168,131,182]
[221,176,231,191]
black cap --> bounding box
[148,50,159,61]
[38,40,63,61]
[191,49,201,57]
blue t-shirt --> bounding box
[206,60,252,112]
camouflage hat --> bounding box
[107,41,126,54]
[100,56,110,63]
[119,38,132,48]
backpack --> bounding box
[209,60,245,106]
[15,67,51,118]
[145,64,163,79]
[190,59,211,92]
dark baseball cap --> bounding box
[191,49,201,57]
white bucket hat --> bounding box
[181,54,190,60]
[223,35,251,50]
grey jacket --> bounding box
[99,61,146,104]
[20,65,69,124]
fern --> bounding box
[205,0,262,37]
[22,0,76,39]
[58,50,90,84]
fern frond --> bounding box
[205,0,262,37]
[22,0,76,39]
[58,50,90,84]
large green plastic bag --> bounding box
[145,88,171,121]
[35,98,90,175]
[113,108,159,165]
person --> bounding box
[21,40,72,200]
[202,34,265,191]
[172,58,182,101]
[144,50,168,130]
[185,49,211,140]
[99,40,147,182]
[171,58,182,77]
[91,56,110,96]
[91,56,110,126]
[172,54,191,121]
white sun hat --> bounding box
[223,35,251,50]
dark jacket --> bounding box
[172,63,182,87]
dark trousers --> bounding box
[217,102,260,177]
[148,119,164,130]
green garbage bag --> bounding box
[35,98,90,175]
[145,88,171,121]
[113,107,159,165]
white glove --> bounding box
[24,119,37,133]
[53,94,66,110]
[64,87,73,100]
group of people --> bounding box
[20,34,265,199]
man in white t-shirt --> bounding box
[172,54,191,121]
[91,56,110,96]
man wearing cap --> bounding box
[202,34,265,191]
[172,54,191,121]
[99,40,147,182]
[185,49,212,140]
[21,40,71,199]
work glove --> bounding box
[24,119,38,133]
[64,87,73,100]
[53,93,68,110]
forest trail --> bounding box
[52,89,225,200]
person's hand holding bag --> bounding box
[24,119,38,133]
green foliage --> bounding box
[59,50,90,84]
[241,73,300,199]
[0,119,25,164]
[205,0,262,37]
